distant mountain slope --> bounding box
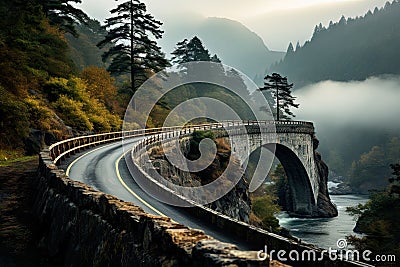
[159,16,285,80]
[196,18,284,80]
[66,19,108,70]
[270,0,400,87]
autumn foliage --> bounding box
[0,0,123,153]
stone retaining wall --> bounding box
[34,150,270,266]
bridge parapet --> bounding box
[48,120,314,165]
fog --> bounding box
[293,76,400,167]
[295,76,400,131]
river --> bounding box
[277,183,369,249]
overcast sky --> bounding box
[76,0,389,51]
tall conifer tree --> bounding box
[97,0,169,93]
[259,73,299,120]
[171,36,220,64]
[41,0,89,36]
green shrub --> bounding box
[252,194,281,231]
[24,97,54,131]
[47,76,122,132]
[44,77,83,102]
[54,95,93,131]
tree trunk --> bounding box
[276,81,279,121]
[130,0,136,110]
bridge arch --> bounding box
[259,143,316,216]
[229,123,320,217]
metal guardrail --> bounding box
[48,120,314,165]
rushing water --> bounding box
[277,187,369,249]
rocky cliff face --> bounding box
[313,138,338,217]
[208,176,251,223]
[24,113,73,155]
[150,137,252,223]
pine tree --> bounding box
[170,36,230,97]
[259,73,299,121]
[171,36,212,64]
[295,41,301,51]
[224,68,249,95]
[338,15,347,25]
[313,25,320,38]
[170,39,190,64]
[41,0,89,36]
[210,54,221,63]
[389,163,400,183]
[171,36,224,84]
[312,23,326,39]
[97,0,169,93]
[286,42,294,56]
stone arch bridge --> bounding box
[222,121,329,217]
[133,120,337,218]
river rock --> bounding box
[329,183,354,195]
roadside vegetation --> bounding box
[346,163,400,264]
[248,159,288,233]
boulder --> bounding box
[24,129,45,155]
[329,183,354,195]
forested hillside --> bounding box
[0,0,255,160]
[0,0,122,158]
[271,0,400,86]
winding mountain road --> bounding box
[60,137,255,251]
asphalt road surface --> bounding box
[60,138,256,251]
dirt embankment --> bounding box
[0,158,53,267]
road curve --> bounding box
[60,138,256,251]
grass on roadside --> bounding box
[0,149,37,167]
[0,156,38,167]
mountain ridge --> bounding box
[270,0,400,87]
[158,16,285,80]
